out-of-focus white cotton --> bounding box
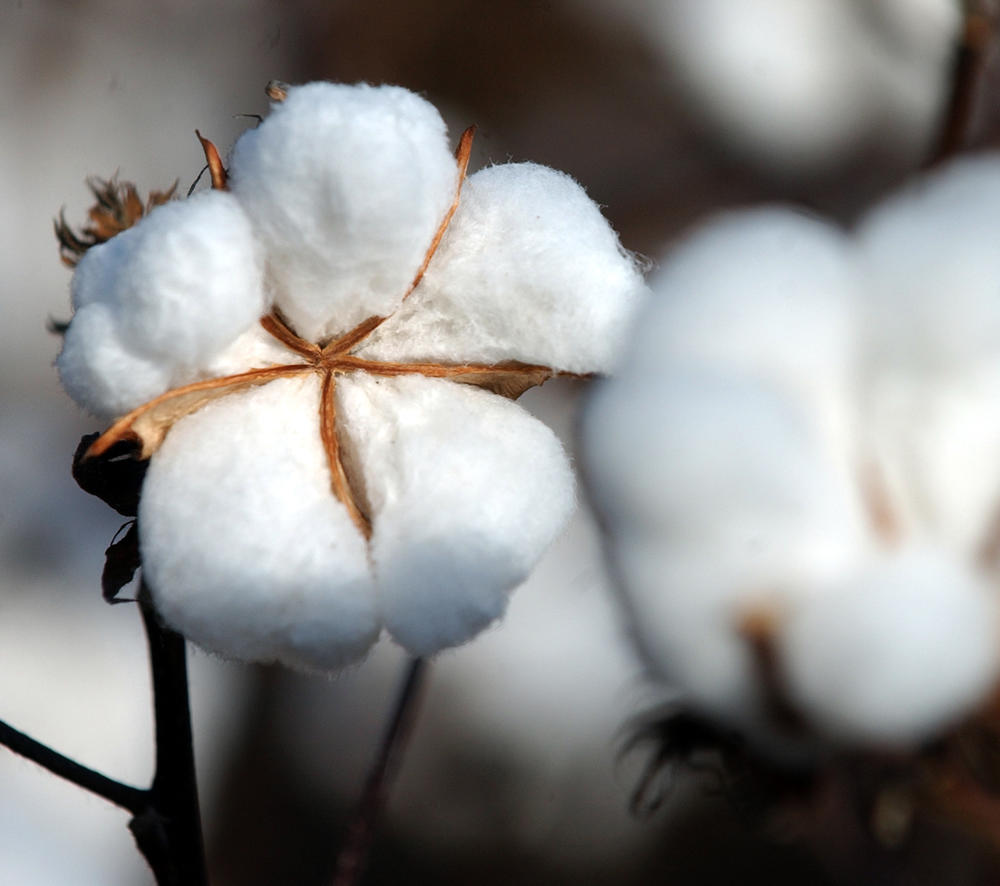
[584,156,1000,746]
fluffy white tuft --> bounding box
[140,375,380,672]
[780,547,1000,744]
[56,303,173,421]
[649,0,956,173]
[356,163,647,373]
[858,154,1000,372]
[583,368,869,727]
[627,208,858,399]
[229,82,458,342]
[58,191,265,417]
[336,373,576,656]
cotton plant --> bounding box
[583,154,1000,754]
[56,81,645,673]
[10,80,648,885]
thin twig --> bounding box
[0,717,148,812]
[330,657,429,886]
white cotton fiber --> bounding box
[335,373,575,656]
[203,321,309,378]
[60,190,266,416]
[140,374,380,672]
[627,208,861,471]
[648,0,956,174]
[858,154,1000,373]
[56,303,173,420]
[356,163,647,373]
[229,82,458,342]
[582,367,870,726]
[779,547,1000,744]
[651,0,867,173]
[630,208,858,390]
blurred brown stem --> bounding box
[925,2,997,167]
[330,657,428,886]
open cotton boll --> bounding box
[229,82,458,342]
[336,373,575,656]
[582,368,870,726]
[356,163,647,374]
[858,155,1000,372]
[56,303,174,420]
[140,375,379,672]
[779,548,1000,745]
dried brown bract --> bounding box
[55,176,177,267]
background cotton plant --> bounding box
[583,154,1000,752]
[57,81,645,673]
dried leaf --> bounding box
[72,433,147,517]
[55,177,178,266]
[102,521,141,603]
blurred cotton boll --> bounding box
[644,0,959,175]
[581,155,1000,750]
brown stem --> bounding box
[134,593,208,886]
[330,658,428,886]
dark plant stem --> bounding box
[331,657,429,886]
[134,590,208,886]
[0,718,148,812]
[0,589,207,886]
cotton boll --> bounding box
[582,368,870,728]
[356,163,647,373]
[336,373,575,656]
[56,303,173,420]
[859,155,1000,373]
[140,374,379,672]
[779,547,1000,745]
[229,82,458,342]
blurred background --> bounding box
[2,1,999,883]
